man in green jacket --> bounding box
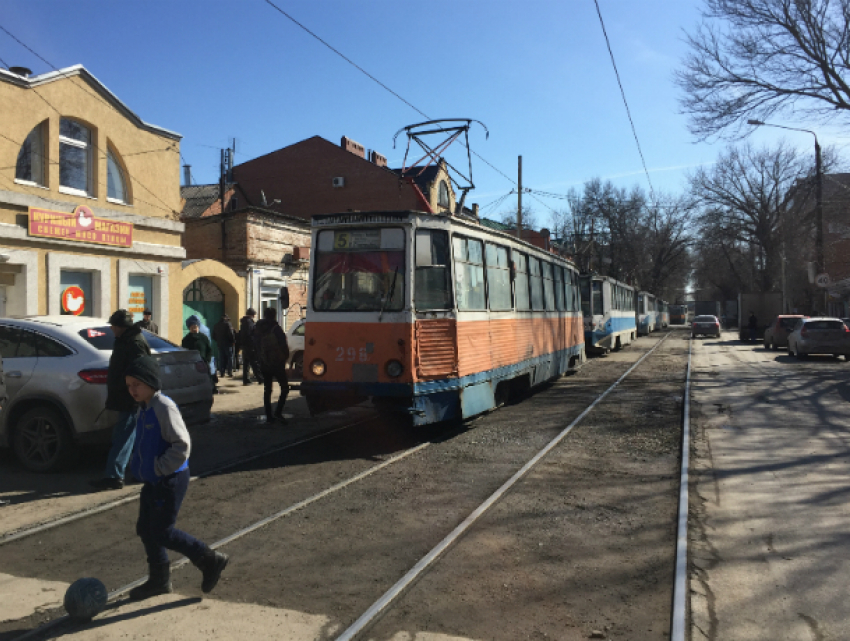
[90,309,151,491]
[182,315,216,393]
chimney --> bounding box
[370,150,387,167]
[341,136,365,158]
[472,203,479,218]
[183,164,192,186]
[8,66,32,78]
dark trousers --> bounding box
[262,367,289,419]
[242,349,264,384]
[137,468,209,565]
[218,345,234,376]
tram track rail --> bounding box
[8,331,689,641]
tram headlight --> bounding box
[310,359,326,377]
[385,359,404,378]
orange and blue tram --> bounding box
[300,210,585,425]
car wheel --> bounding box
[12,407,76,473]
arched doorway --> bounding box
[183,277,225,363]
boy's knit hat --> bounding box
[186,315,200,329]
[125,356,161,391]
[108,309,134,327]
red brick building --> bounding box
[180,134,467,327]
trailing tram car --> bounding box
[658,300,670,329]
[670,304,687,325]
[300,210,585,426]
[637,291,658,335]
[578,274,637,352]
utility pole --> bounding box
[220,149,227,262]
[516,155,522,239]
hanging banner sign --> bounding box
[61,286,86,315]
[28,205,133,248]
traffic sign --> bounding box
[815,273,830,288]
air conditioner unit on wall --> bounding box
[332,177,345,188]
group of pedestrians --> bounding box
[90,306,292,492]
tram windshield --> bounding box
[313,228,405,312]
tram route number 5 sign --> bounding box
[334,230,380,250]
[815,273,830,288]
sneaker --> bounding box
[89,477,124,491]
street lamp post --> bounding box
[747,119,825,311]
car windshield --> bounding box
[694,316,716,322]
[312,228,405,312]
[79,326,182,352]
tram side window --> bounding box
[514,252,531,311]
[453,236,486,310]
[592,281,603,315]
[485,243,512,311]
[415,229,452,310]
[554,266,565,311]
[542,262,555,310]
[529,257,544,310]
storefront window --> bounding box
[128,275,153,318]
[60,270,93,316]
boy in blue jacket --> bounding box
[124,356,229,600]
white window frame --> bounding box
[58,118,94,198]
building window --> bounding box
[59,118,93,196]
[107,147,129,203]
[438,180,450,209]
[15,122,46,186]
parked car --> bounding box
[786,317,850,360]
[763,315,807,350]
[286,319,305,376]
[692,315,721,338]
[0,316,213,472]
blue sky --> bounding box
[3,0,848,227]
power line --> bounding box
[262,0,518,189]
[592,0,655,202]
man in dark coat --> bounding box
[239,308,263,386]
[212,315,236,378]
[90,309,151,491]
[253,307,289,424]
[135,309,159,335]
[748,311,758,342]
[183,316,215,393]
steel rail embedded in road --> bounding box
[670,335,692,641]
[336,333,674,641]
[0,416,374,547]
[11,440,433,641]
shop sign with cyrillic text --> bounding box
[28,205,133,248]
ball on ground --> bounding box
[64,577,108,621]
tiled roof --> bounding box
[181,184,222,219]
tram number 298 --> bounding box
[336,347,370,362]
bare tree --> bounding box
[677,0,850,139]
[688,141,827,293]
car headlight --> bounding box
[311,359,326,376]
[385,360,403,378]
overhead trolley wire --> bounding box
[592,0,656,202]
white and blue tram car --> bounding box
[637,291,658,335]
[579,274,637,352]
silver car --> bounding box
[0,316,213,472]
[786,317,850,360]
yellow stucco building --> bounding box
[0,64,243,343]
